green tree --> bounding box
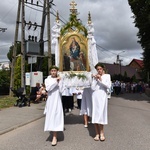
[124,71,128,78]
[7,43,30,89]
[14,56,21,89]
[0,70,10,95]
[131,74,137,82]
[128,0,150,73]
[7,42,21,62]
[7,43,54,87]
[0,70,10,87]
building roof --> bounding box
[102,63,142,79]
[128,59,144,68]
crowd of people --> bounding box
[43,63,111,146]
[112,80,149,95]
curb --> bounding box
[0,115,45,135]
[141,93,150,100]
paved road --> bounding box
[0,93,150,150]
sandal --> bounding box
[94,135,100,141]
[100,135,105,142]
[84,124,88,128]
[51,138,57,146]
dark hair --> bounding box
[95,62,105,69]
[49,65,59,71]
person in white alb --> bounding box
[80,87,92,128]
[74,87,83,109]
[91,63,111,142]
[44,66,64,146]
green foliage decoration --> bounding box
[61,14,87,36]
[65,72,87,81]
[76,73,87,80]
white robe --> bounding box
[80,87,92,117]
[91,74,111,125]
[44,76,64,131]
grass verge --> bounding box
[0,96,17,109]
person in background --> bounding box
[39,83,47,101]
[114,80,121,95]
[75,87,83,109]
[44,66,64,146]
[62,87,72,116]
[30,82,41,102]
[80,87,92,128]
[91,63,111,142]
[121,81,126,94]
[107,81,112,99]
[68,87,75,111]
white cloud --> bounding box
[0,0,143,65]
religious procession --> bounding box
[42,1,112,146]
[1,0,150,149]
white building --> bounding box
[0,62,10,70]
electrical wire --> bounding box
[0,44,12,48]
[96,46,113,57]
[12,1,126,60]
[51,7,68,24]
[46,5,120,60]
[0,2,17,22]
[25,4,43,12]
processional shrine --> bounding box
[52,1,98,87]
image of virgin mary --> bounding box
[69,37,86,71]
[70,37,80,60]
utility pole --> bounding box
[10,0,55,96]
[47,0,52,71]
[119,59,123,75]
[116,54,123,75]
[38,0,46,71]
[116,51,125,81]
[116,51,125,64]
[21,0,26,92]
[9,0,21,96]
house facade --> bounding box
[102,59,144,81]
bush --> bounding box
[0,70,10,95]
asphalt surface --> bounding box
[0,93,150,150]
[0,101,45,135]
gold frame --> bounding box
[59,30,89,72]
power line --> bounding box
[49,7,121,59]
[0,44,11,48]
[50,11,66,24]
[51,7,68,24]
[0,2,17,22]
[25,4,43,12]
[96,46,113,57]
[96,44,117,55]
[96,44,127,60]
[0,61,10,63]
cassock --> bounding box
[91,74,111,125]
[44,75,64,131]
